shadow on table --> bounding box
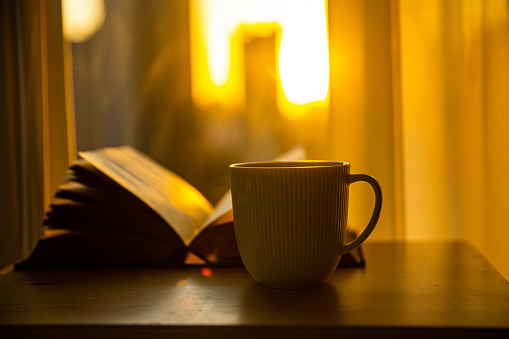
[239,281,340,325]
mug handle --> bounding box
[341,174,383,254]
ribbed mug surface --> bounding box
[230,161,350,289]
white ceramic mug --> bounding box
[230,160,382,289]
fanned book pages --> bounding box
[15,145,364,268]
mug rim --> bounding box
[230,160,349,169]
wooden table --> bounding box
[1,242,508,338]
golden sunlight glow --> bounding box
[61,0,106,43]
[190,0,329,117]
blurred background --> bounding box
[2,0,508,279]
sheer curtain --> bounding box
[0,0,75,268]
[330,0,509,280]
[400,0,509,279]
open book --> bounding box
[16,145,364,268]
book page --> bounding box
[200,190,233,229]
[80,146,214,246]
[271,144,307,161]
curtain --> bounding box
[0,0,75,268]
[400,0,509,278]
[1,0,507,281]
[330,0,509,280]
